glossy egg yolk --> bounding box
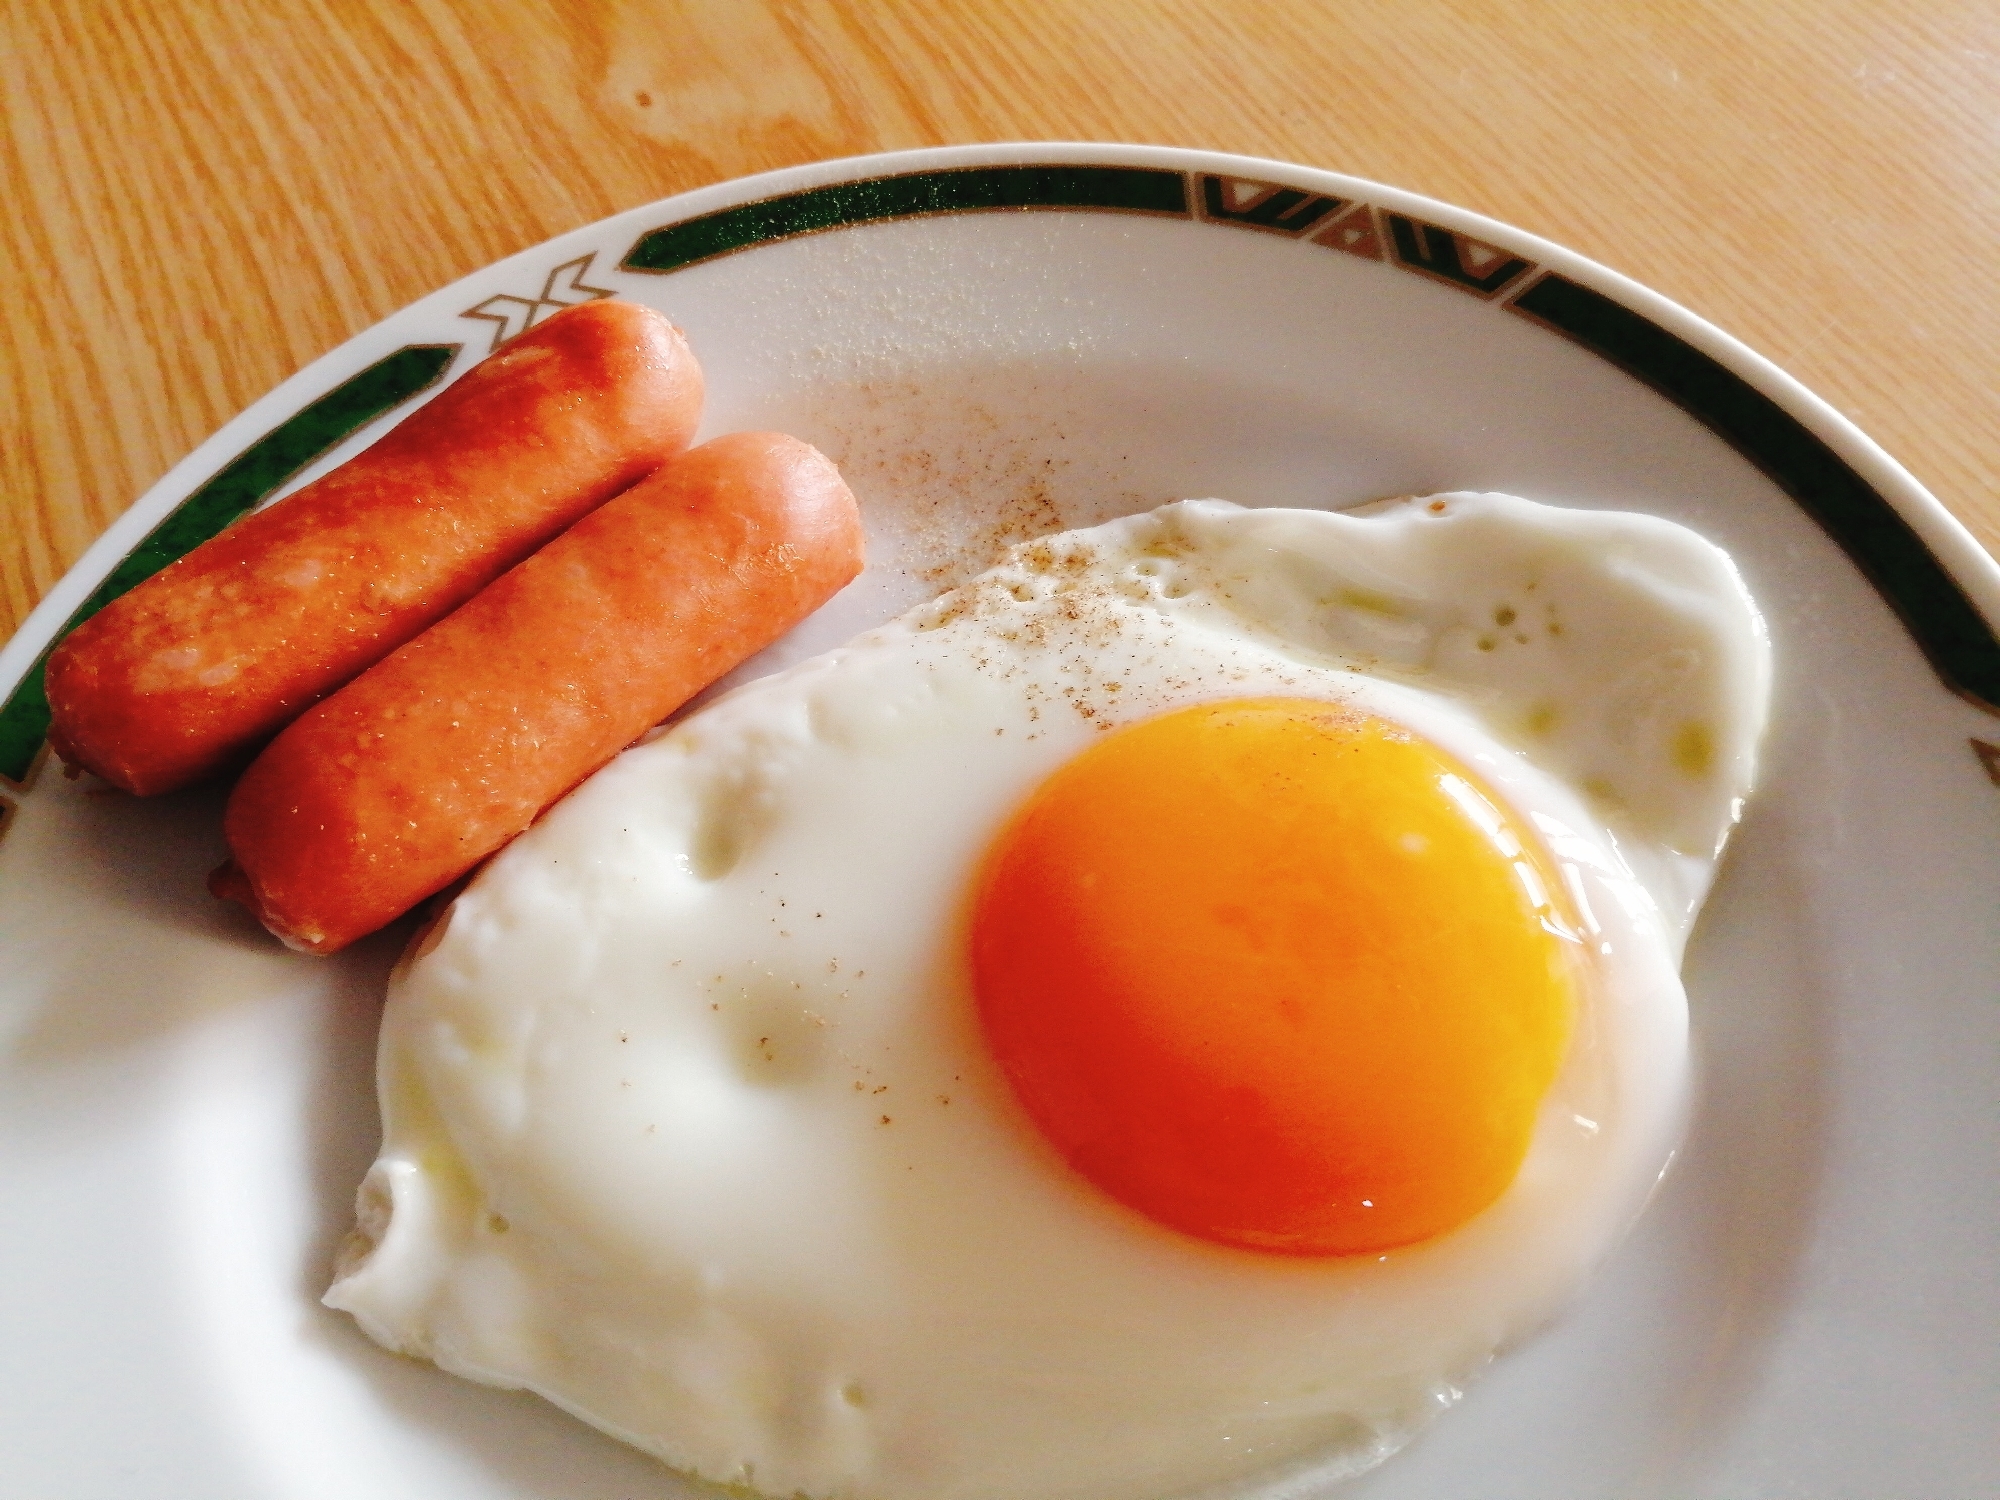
[969,698,1578,1257]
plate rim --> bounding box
[5,139,1998,785]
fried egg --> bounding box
[327,493,1770,1500]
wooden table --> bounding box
[6,0,1997,645]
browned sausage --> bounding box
[211,431,866,954]
[45,300,704,794]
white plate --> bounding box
[3,143,1997,1500]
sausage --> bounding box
[211,431,866,955]
[45,299,705,795]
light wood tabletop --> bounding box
[5,0,1997,646]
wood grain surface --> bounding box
[5,0,1997,645]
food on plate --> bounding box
[325,494,1770,1500]
[44,299,704,795]
[212,431,864,956]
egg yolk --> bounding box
[968,698,1578,1257]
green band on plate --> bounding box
[621,165,1191,275]
[0,342,459,786]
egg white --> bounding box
[327,494,1769,1500]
